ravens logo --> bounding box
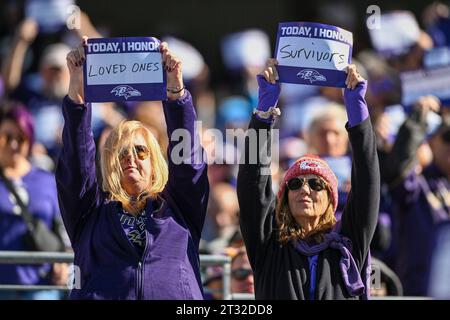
[296,69,327,83]
[111,85,142,99]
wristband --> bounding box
[166,86,185,94]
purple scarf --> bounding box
[292,223,369,298]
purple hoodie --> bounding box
[55,90,209,300]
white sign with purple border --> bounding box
[401,66,450,107]
[84,37,166,103]
[275,22,353,88]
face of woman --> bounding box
[287,174,330,226]
[0,120,30,165]
[119,134,152,197]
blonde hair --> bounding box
[275,184,337,244]
[100,120,168,206]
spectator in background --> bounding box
[303,104,349,158]
[202,265,224,300]
[202,128,240,187]
[0,104,68,300]
[281,60,367,139]
[378,96,441,188]
[1,18,39,92]
[203,244,254,299]
[423,2,450,47]
[230,247,254,296]
[2,17,70,162]
[1,10,102,164]
[202,182,240,254]
[385,98,449,296]
[357,50,402,125]
[428,221,450,299]
[392,31,433,72]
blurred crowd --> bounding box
[0,0,450,299]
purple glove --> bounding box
[343,80,369,127]
[255,74,281,123]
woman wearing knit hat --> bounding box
[237,59,380,299]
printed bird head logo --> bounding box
[296,69,327,83]
[111,85,142,99]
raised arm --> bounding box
[237,59,280,268]
[160,42,209,242]
[380,96,440,186]
[340,65,380,268]
[1,19,38,93]
[55,38,101,243]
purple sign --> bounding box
[275,22,353,88]
[83,37,166,103]
[401,66,450,107]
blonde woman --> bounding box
[237,59,380,299]
[56,38,209,299]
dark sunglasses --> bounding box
[119,145,150,161]
[0,132,26,145]
[286,177,327,192]
[232,268,253,281]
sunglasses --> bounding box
[119,145,150,161]
[232,268,253,281]
[286,177,327,192]
[0,132,26,145]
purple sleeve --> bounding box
[343,80,369,128]
[55,96,101,243]
[391,170,422,206]
[162,90,209,241]
[255,74,281,123]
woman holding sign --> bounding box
[237,59,379,299]
[56,38,209,299]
